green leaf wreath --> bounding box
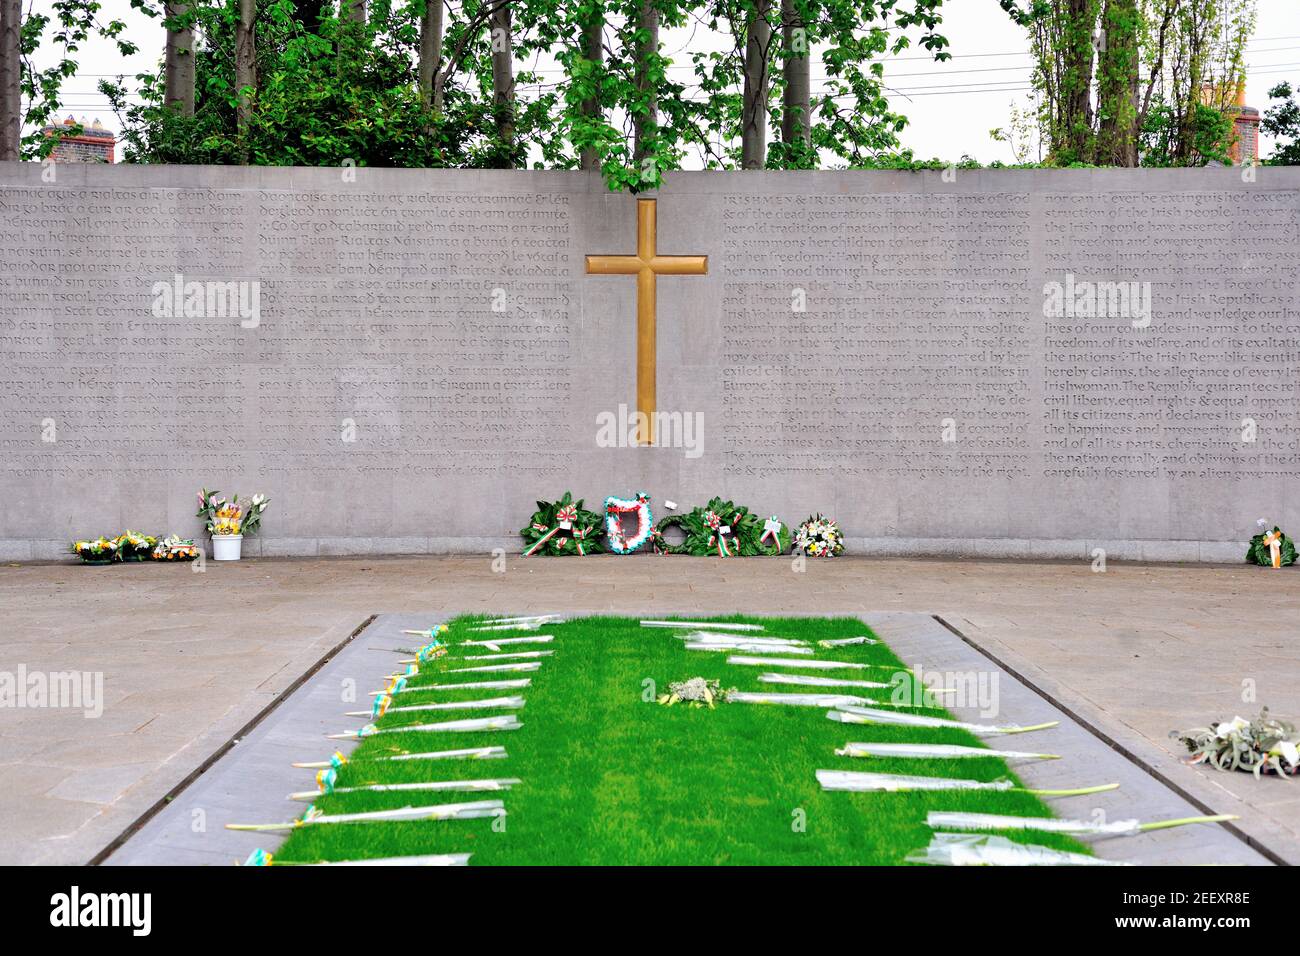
[520,491,606,556]
[652,514,693,555]
[754,515,792,556]
[680,497,766,557]
[1246,523,1296,567]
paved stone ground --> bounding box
[1,555,1296,865]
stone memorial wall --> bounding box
[1,164,1297,560]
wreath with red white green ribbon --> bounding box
[605,492,654,554]
[520,491,606,556]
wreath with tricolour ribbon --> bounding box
[680,497,765,557]
[520,491,606,556]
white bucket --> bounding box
[212,534,243,561]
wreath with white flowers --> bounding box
[605,492,654,554]
[793,513,844,557]
[520,491,606,556]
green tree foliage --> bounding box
[88,0,953,189]
[999,0,1255,167]
[1262,81,1300,165]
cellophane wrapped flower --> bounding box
[1171,709,1300,778]
[794,513,844,557]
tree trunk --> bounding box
[780,0,810,159]
[1054,0,1098,164]
[1096,0,1139,166]
[235,0,257,143]
[164,2,196,116]
[489,2,516,164]
[632,0,657,166]
[579,3,604,171]
[0,0,20,162]
[419,0,444,110]
[343,0,366,23]
[741,0,772,169]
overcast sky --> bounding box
[37,0,1300,164]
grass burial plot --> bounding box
[267,615,1093,865]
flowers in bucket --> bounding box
[1170,709,1300,778]
[794,514,844,557]
[70,537,119,564]
[1247,519,1295,568]
[197,489,270,537]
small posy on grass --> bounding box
[267,614,1095,865]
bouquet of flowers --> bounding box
[520,491,605,556]
[794,514,844,557]
[151,534,200,561]
[71,537,119,564]
[656,677,736,709]
[114,530,157,561]
[1171,709,1300,778]
[197,489,270,537]
[1247,519,1296,568]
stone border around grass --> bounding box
[102,611,1272,866]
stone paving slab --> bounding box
[104,614,433,866]
[103,610,1269,866]
[866,613,1270,866]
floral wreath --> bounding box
[677,497,764,557]
[1247,521,1296,568]
[521,491,605,556]
[755,515,792,556]
[605,492,654,554]
[793,513,844,557]
[652,514,693,555]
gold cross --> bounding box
[586,198,708,445]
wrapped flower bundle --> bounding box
[657,677,736,709]
[1171,708,1300,777]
